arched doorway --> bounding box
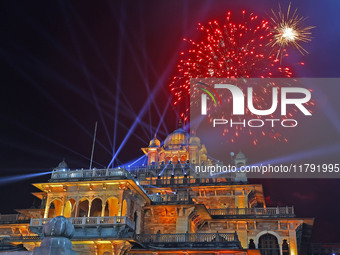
[258,234,280,255]
[78,199,89,217]
[134,211,141,234]
[90,198,102,217]
[48,199,62,218]
[104,197,119,216]
[64,199,76,218]
[282,239,289,255]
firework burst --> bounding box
[268,3,314,58]
[169,10,313,145]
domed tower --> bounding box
[163,124,189,150]
[232,151,248,182]
[141,120,210,166]
[232,151,248,167]
[54,160,68,171]
[188,130,208,164]
[142,135,161,165]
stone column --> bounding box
[43,196,51,219]
[75,201,79,217]
[118,189,124,216]
[61,196,65,216]
[101,201,106,217]
[237,230,247,249]
[288,228,298,255]
[88,200,92,217]
[43,204,50,219]
[176,207,190,233]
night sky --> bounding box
[0,0,339,242]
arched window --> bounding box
[144,208,152,217]
[104,197,119,216]
[78,199,89,217]
[249,239,256,249]
[90,198,102,217]
[258,234,280,255]
[282,239,289,255]
[48,199,62,218]
[64,199,76,218]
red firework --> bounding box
[169,10,311,145]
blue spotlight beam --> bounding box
[0,48,113,157]
[6,1,169,139]
[2,7,168,144]
[1,36,157,157]
[112,23,124,162]
[128,155,147,168]
[106,34,186,167]
[109,0,213,136]
[1,6,147,145]
[154,98,172,137]
[60,2,113,148]
[207,155,221,163]
[3,37,156,145]
[180,164,187,175]
[187,164,199,175]
[120,92,159,139]
[159,161,172,177]
[108,1,172,136]
[67,4,118,82]
[0,171,52,186]
[107,74,168,167]
[0,114,106,168]
[158,155,176,176]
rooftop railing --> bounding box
[128,162,234,175]
[0,235,40,244]
[50,168,150,197]
[50,164,241,189]
[135,231,239,243]
[140,175,236,187]
[51,168,134,180]
[148,193,192,204]
[0,214,30,223]
[1,232,240,247]
[30,216,135,230]
[208,207,295,218]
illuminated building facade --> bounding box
[0,124,314,255]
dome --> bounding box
[189,134,200,145]
[164,128,189,147]
[149,136,161,147]
[55,160,68,171]
[235,152,246,160]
